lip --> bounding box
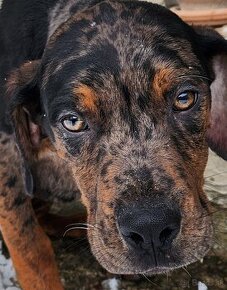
[89,223,213,275]
[98,250,208,275]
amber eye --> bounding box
[61,115,88,132]
[173,91,198,111]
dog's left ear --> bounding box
[6,60,42,196]
[195,27,227,160]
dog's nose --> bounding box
[117,202,181,252]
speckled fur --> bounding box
[0,133,63,290]
[0,0,227,288]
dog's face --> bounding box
[8,1,227,275]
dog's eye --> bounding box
[173,91,198,111]
[61,115,88,132]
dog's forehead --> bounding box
[42,0,204,109]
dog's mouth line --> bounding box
[95,250,210,275]
[89,229,212,275]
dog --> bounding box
[0,0,226,289]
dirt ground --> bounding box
[52,204,227,290]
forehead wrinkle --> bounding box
[48,0,77,41]
[48,8,95,48]
[45,24,105,79]
[41,2,205,113]
[43,7,200,90]
[43,37,120,89]
[42,51,87,87]
[45,10,174,84]
[47,0,118,49]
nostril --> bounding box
[117,202,181,253]
[159,225,179,248]
[129,232,144,245]
[122,231,145,246]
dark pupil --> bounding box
[70,116,78,125]
[178,93,189,104]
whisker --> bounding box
[204,170,227,179]
[178,74,212,82]
[141,273,160,287]
[196,209,221,219]
[204,184,217,191]
[77,244,92,257]
[212,238,225,249]
[166,271,169,284]
[213,227,225,235]
[96,199,112,205]
[187,251,202,263]
[116,252,129,271]
[63,226,93,237]
[182,266,191,278]
[65,223,98,229]
[64,237,88,251]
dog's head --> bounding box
[7,1,227,274]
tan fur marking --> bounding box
[153,68,175,97]
[74,85,97,112]
[37,138,56,159]
[1,217,63,290]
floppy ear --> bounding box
[195,27,227,160]
[6,60,43,196]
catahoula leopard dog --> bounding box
[0,0,226,289]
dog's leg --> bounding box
[0,133,63,290]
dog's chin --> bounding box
[91,247,212,275]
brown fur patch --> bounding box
[74,85,97,112]
[152,68,175,97]
[37,138,56,159]
[1,220,63,290]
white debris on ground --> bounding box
[0,241,20,290]
[198,281,208,290]
[102,278,121,290]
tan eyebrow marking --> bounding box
[73,85,97,111]
[152,68,175,98]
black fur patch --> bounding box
[4,176,17,188]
